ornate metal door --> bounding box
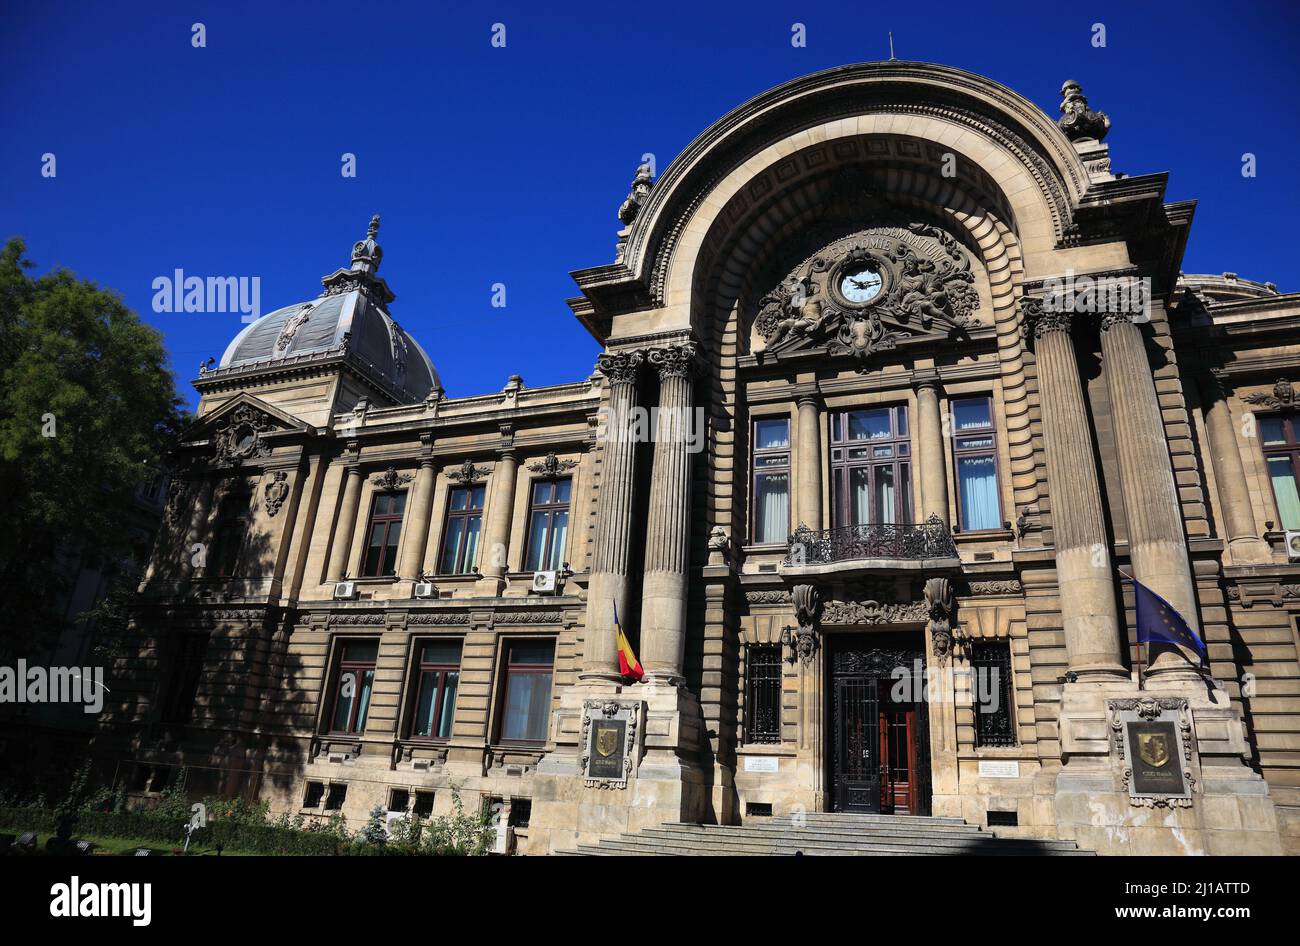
[830,638,931,815]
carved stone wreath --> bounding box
[263,470,290,517]
[755,224,980,371]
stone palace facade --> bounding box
[105,62,1300,855]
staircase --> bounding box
[557,812,1093,856]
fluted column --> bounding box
[914,373,950,525]
[397,456,436,580]
[1200,373,1270,564]
[795,391,822,530]
[1024,301,1126,680]
[478,445,519,589]
[581,350,645,682]
[1100,311,1201,677]
[326,465,364,582]
[639,343,699,685]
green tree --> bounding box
[0,237,185,660]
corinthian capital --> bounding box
[1019,297,1073,340]
[1099,309,1135,332]
[596,349,645,386]
[646,342,700,380]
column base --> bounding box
[527,679,709,854]
[1053,677,1282,855]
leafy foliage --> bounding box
[0,237,186,660]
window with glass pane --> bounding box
[1261,413,1300,531]
[952,396,1002,531]
[830,406,911,526]
[328,640,378,734]
[497,639,555,744]
[410,639,462,740]
[753,417,790,543]
[524,478,571,571]
[438,485,485,574]
[211,489,251,578]
[970,639,1016,747]
[745,645,782,744]
[361,491,407,577]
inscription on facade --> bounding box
[1124,721,1187,797]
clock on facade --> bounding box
[838,263,883,305]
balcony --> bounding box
[779,515,960,577]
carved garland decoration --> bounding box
[370,466,413,491]
[1243,379,1296,410]
[526,452,578,476]
[446,459,487,485]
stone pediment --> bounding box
[188,393,313,467]
[754,223,980,370]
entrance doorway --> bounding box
[829,632,930,815]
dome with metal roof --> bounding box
[217,215,440,403]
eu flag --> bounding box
[1130,575,1208,664]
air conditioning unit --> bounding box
[413,582,436,598]
[531,570,558,594]
[1286,530,1300,563]
[333,580,356,600]
[492,821,515,855]
[384,811,407,833]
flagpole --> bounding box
[1117,566,1142,690]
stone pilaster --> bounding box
[794,390,822,531]
[397,456,436,581]
[639,342,699,685]
[914,373,950,525]
[478,430,519,595]
[1200,372,1271,564]
[325,464,363,582]
[581,349,645,683]
[1023,299,1126,680]
[181,477,216,578]
[1100,311,1201,679]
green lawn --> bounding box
[15,831,260,856]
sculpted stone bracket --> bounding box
[1108,696,1196,809]
[756,225,980,372]
[780,584,820,666]
[580,699,643,789]
[924,577,956,667]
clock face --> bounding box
[839,264,883,304]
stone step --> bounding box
[659,820,988,839]
[767,813,969,826]
[636,826,1085,854]
[571,836,1091,856]
[644,826,1081,852]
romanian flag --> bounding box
[614,604,644,682]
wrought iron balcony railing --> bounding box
[783,515,958,566]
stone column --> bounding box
[181,477,216,578]
[639,342,699,686]
[326,465,363,582]
[795,391,822,530]
[1200,372,1270,564]
[914,373,950,525]
[581,349,644,683]
[478,442,519,593]
[1099,311,1201,677]
[397,456,436,580]
[1023,300,1126,680]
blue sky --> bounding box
[3,1,1298,410]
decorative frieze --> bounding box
[526,452,578,476]
[1243,379,1296,410]
[371,466,412,490]
[446,459,487,485]
[820,598,929,625]
[745,589,790,605]
[967,579,1022,596]
[407,612,470,625]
